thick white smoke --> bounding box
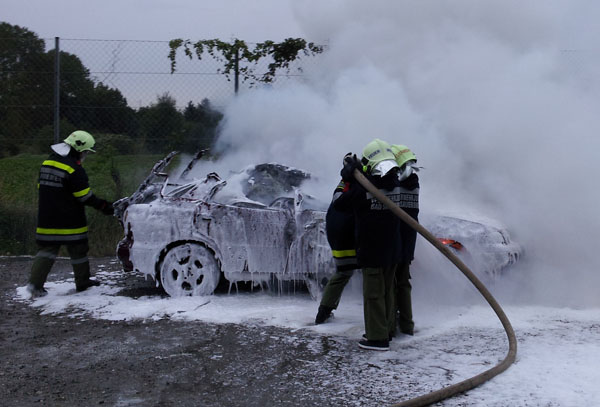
[210,1,600,307]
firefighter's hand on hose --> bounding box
[341,153,361,182]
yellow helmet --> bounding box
[64,130,96,153]
[361,139,398,176]
[390,144,417,168]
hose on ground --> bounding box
[354,170,517,407]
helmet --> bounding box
[64,130,96,153]
[391,144,418,181]
[361,139,398,176]
[390,144,417,168]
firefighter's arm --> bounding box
[70,168,114,215]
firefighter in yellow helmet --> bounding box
[316,144,421,331]
[26,131,115,298]
[333,139,420,350]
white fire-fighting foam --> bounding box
[195,1,600,307]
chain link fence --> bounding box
[0,36,318,157]
[2,32,598,159]
[62,38,237,109]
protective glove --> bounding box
[340,153,361,182]
[101,201,114,216]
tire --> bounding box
[159,243,220,297]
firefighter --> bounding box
[390,144,420,336]
[315,146,421,334]
[335,139,412,351]
[315,155,359,325]
[26,130,115,298]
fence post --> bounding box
[234,46,239,94]
[53,37,60,143]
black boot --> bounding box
[26,283,48,299]
[358,339,389,351]
[315,305,334,324]
[76,279,100,292]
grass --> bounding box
[0,153,164,256]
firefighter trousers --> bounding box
[319,269,354,310]
[362,265,396,341]
[396,262,414,334]
[29,242,91,289]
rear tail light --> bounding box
[438,238,463,251]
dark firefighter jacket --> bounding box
[35,150,108,245]
[333,171,419,268]
[326,180,359,272]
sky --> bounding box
[4,1,600,304]
[1,0,304,41]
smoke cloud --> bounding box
[210,1,600,307]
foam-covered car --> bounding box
[114,152,521,297]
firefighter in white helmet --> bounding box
[315,153,360,324]
[26,130,115,298]
[390,144,420,336]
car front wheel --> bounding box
[159,243,220,297]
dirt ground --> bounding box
[0,257,363,407]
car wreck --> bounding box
[114,152,521,298]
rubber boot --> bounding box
[26,284,48,299]
[315,305,334,324]
[76,279,100,292]
[68,242,99,292]
[28,245,60,290]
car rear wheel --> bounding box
[159,243,220,297]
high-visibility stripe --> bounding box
[42,160,75,174]
[366,186,419,210]
[331,249,356,258]
[39,180,63,188]
[36,234,88,242]
[73,188,90,198]
[35,250,58,260]
[334,257,358,266]
[40,167,68,179]
[36,226,88,235]
[77,193,92,203]
[70,257,89,265]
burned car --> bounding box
[114,152,521,297]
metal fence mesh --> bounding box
[61,39,235,109]
[0,36,318,156]
[1,35,597,157]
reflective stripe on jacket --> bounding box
[333,171,419,268]
[35,152,94,243]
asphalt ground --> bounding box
[0,256,387,407]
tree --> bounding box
[181,98,223,152]
[168,38,323,89]
[86,82,137,134]
[0,22,137,155]
[0,22,49,151]
[137,93,184,153]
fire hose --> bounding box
[354,170,517,407]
